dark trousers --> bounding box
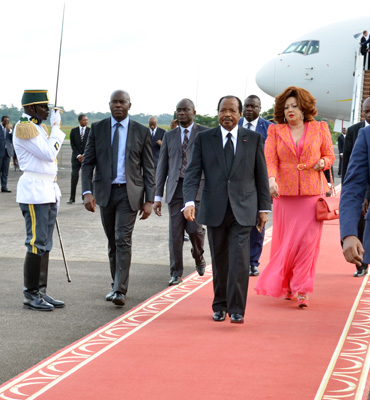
[70,159,82,201]
[0,154,10,189]
[168,179,205,277]
[338,157,343,177]
[19,203,57,255]
[357,214,368,272]
[250,225,265,267]
[100,185,137,295]
[207,203,252,316]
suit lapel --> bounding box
[211,127,229,178]
[187,124,198,148]
[125,120,134,159]
[229,128,247,177]
[278,124,297,158]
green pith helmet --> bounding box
[21,90,49,107]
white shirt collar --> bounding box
[220,124,238,140]
[180,122,194,135]
[366,120,370,127]
[111,115,129,129]
[243,116,259,128]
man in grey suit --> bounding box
[0,116,14,192]
[154,99,206,285]
[82,90,155,306]
[183,96,271,323]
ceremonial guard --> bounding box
[13,90,66,311]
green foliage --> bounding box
[261,106,275,121]
[194,114,218,127]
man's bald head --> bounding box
[363,97,370,124]
[109,90,131,122]
[149,116,157,130]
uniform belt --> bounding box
[23,171,56,182]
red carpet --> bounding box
[1,216,370,399]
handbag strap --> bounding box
[320,168,336,197]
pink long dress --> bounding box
[254,125,323,297]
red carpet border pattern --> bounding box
[315,274,370,400]
[0,271,213,400]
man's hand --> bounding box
[343,235,365,266]
[77,154,84,163]
[153,201,162,216]
[362,198,369,216]
[184,205,195,221]
[84,193,96,213]
[269,177,279,199]
[256,212,268,233]
[156,140,162,146]
[139,202,153,220]
[50,109,61,127]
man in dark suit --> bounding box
[337,127,346,177]
[361,30,369,70]
[340,125,370,267]
[148,116,165,170]
[67,114,90,204]
[82,90,155,307]
[154,99,206,285]
[342,97,370,277]
[183,96,271,324]
[0,116,14,193]
[238,95,272,277]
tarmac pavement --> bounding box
[0,140,338,385]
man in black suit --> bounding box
[342,96,370,277]
[0,116,14,193]
[148,116,165,170]
[361,30,369,70]
[183,96,271,323]
[337,127,346,177]
[82,90,155,306]
[67,114,90,204]
[154,99,206,285]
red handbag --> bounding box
[316,169,339,221]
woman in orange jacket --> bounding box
[255,86,335,307]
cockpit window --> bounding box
[307,40,319,55]
[282,42,300,54]
[294,41,310,54]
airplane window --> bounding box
[282,42,300,54]
[294,41,310,54]
[307,40,320,55]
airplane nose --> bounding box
[256,59,276,97]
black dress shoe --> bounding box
[112,292,125,306]
[168,276,182,286]
[195,256,206,276]
[40,292,65,308]
[230,313,244,324]
[213,311,226,321]
[105,290,115,301]
[1,188,11,193]
[249,265,259,276]
[354,268,368,277]
[66,199,75,204]
[23,292,54,311]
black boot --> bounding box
[39,252,65,308]
[23,252,54,311]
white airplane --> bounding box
[255,17,370,124]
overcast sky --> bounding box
[0,1,366,118]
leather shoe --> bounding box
[112,292,125,306]
[249,265,259,276]
[354,268,368,277]
[195,256,206,276]
[1,188,11,193]
[66,199,75,204]
[23,292,54,311]
[105,290,115,301]
[213,311,226,321]
[230,313,244,324]
[168,276,182,286]
[40,292,65,308]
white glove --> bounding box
[50,109,61,127]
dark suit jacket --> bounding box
[183,126,271,227]
[337,133,345,155]
[340,126,370,263]
[361,36,369,56]
[0,126,14,158]
[156,123,208,204]
[342,121,365,181]
[70,126,90,162]
[238,117,273,141]
[151,127,165,168]
[81,117,155,210]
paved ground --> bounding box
[0,141,339,385]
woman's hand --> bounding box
[314,158,325,171]
[269,177,279,199]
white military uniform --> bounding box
[13,113,65,204]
